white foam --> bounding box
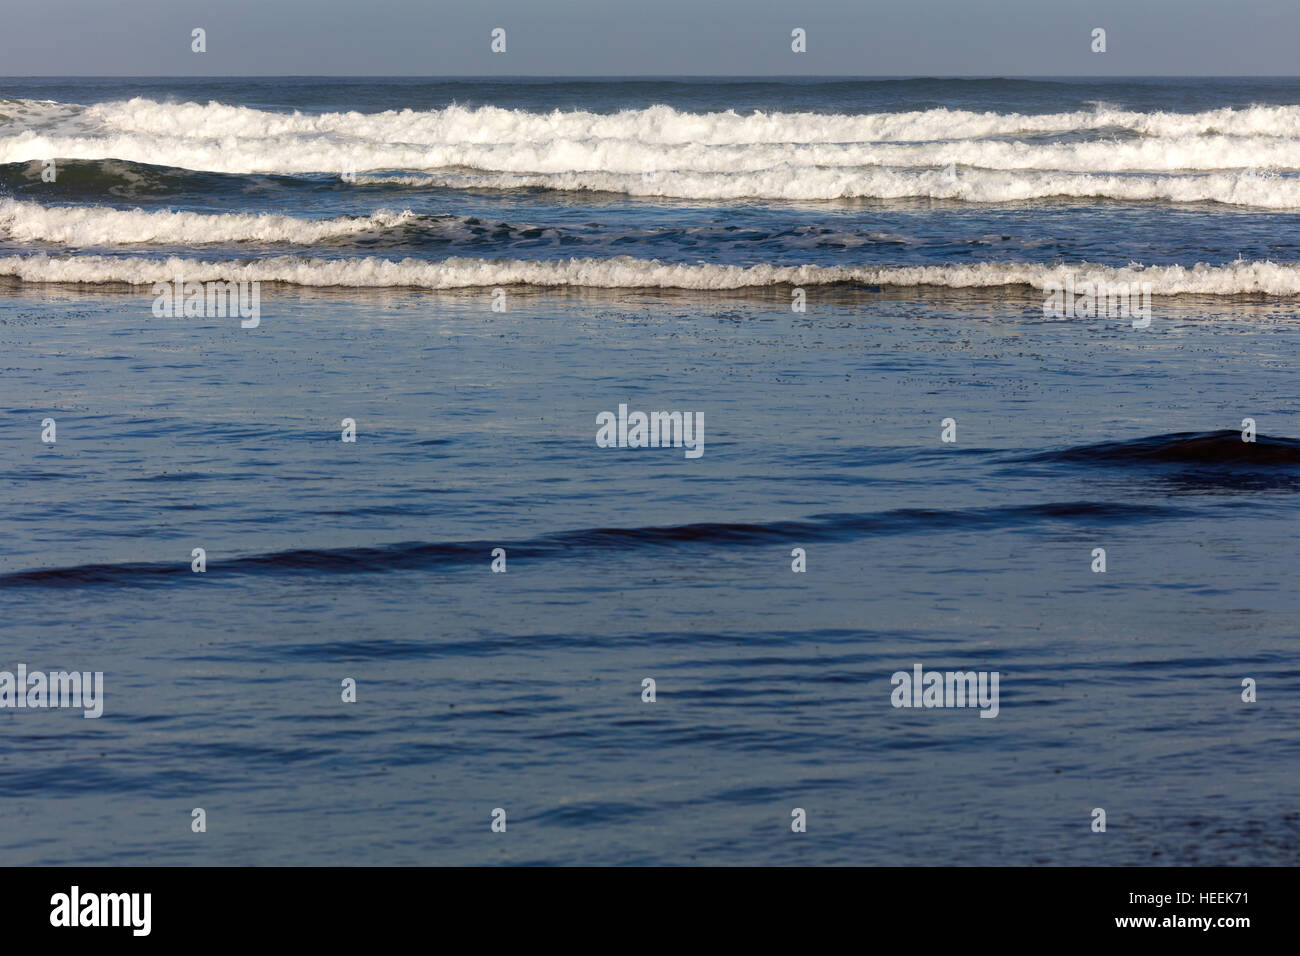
[4,253,1300,296]
[69,98,1300,145]
[0,200,418,245]
[3,98,1300,206]
[355,167,1300,207]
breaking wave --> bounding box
[5,98,1300,206]
[0,199,418,245]
[5,252,1300,294]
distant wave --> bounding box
[0,500,1186,588]
[353,168,1300,207]
[0,197,912,250]
[3,98,1300,206]
[27,97,1300,145]
[5,253,1300,294]
[9,163,1299,208]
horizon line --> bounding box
[6,73,1300,80]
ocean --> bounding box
[0,76,1297,866]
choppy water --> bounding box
[0,77,1297,865]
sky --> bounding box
[0,0,1296,76]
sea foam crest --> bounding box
[0,199,417,244]
[2,98,1300,206]
[4,253,1300,295]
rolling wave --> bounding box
[29,97,1300,145]
[0,197,913,251]
[1007,431,1300,493]
[5,252,1300,294]
[353,167,1300,207]
[4,98,1300,206]
[0,199,418,245]
[1018,430,1300,465]
[9,159,1299,208]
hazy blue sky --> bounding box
[1,0,1296,76]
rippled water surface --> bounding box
[1,77,1298,865]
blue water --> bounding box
[0,77,1298,865]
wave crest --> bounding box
[5,98,1300,206]
[5,253,1300,294]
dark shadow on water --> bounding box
[0,500,1190,589]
